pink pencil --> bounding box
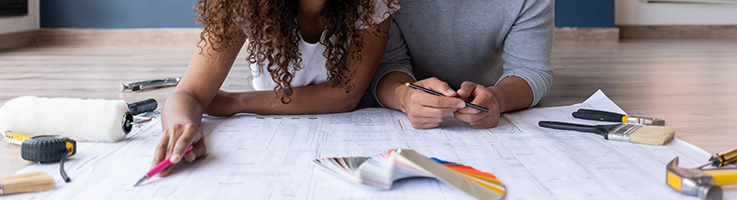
[133,146,193,187]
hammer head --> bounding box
[666,157,723,200]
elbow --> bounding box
[335,96,361,113]
[333,91,364,113]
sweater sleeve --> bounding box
[499,0,555,108]
[369,19,416,108]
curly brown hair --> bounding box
[195,0,399,104]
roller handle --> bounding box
[127,98,157,115]
[538,121,608,137]
[572,109,625,123]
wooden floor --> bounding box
[1,39,737,177]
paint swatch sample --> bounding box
[314,149,505,200]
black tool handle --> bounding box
[573,109,625,122]
[128,98,158,115]
[538,121,608,136]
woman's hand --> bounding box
[152,123,208,176]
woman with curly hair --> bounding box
[153,0,399,176]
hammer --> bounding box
[666,157,737,200]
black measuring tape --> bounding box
[20,135,76,182]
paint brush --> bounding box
[572,109,665,126]
[538,121,675,146]
[0,171,55,195]
[405,83,489,112]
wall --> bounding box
[37,0,614,29]
[616,0,737,25]
[0,0,39,34]
[40,0,197,28]
[30,0,618,44]
[555,0,615,28]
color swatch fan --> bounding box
[314,149,505,200]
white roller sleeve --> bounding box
[0,96,130,142]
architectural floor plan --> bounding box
[8,90,734,200]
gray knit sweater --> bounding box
[370,0,554,108]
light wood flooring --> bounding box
[1,39,737,177]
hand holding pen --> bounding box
[135,146,193,186]
[453,81,502,129]
[143,123,207,186]
[402,79,500,129]
[396,78,472,129]
[406,83,489,112]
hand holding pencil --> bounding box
[395,78,497,129]
[151,123,207,177]
[406,83,489,112]
[397,78,467,129]
[453,81,502,129]
[135,146,193,186]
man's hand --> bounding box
[399,78,466,129]
[454,81,501,129]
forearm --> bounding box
[487,76,533,113]
[161,91,206,129]
[375,71,415,112]
[229,82,368,115]
[161,37,242,127]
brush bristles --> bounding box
[629,126,675,146]
[0,171,55,195]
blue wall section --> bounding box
[40,0,615,28]
[40,0,198,28]
[554,0,615,28]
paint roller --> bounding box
[0,96,157,142]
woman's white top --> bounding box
[249,1,398,91]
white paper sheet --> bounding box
[6,90,736,200]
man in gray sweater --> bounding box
[371,0,554,129]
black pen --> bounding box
[405,83,489,112]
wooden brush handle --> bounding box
[0,171,55,195]
[0,171,46,182]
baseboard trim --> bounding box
[36,28,203,46]
[0,30,38,51]
[619,25,737,39]
[16,26,736,48]
[6,28,619,49]
[7,26,737,48]
[554,28,620,44]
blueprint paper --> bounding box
[7,90,736,200]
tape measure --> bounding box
[4,131,77,182]
[21,135,76,163]
[2,131,31,145]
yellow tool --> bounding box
[3,131,31,145]
[3,131,76,183]
[666,154,737,200]
[696,148,737,169]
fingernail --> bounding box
[447,89,455,94]
[171,155,180,162]
[458,102,465,108]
